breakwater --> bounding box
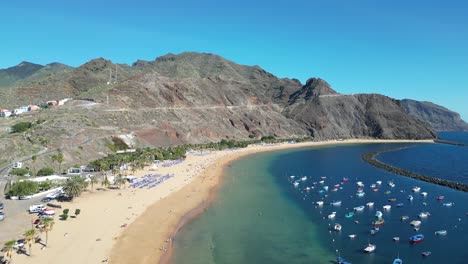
[362,147,468,192]
[434,139,468,146]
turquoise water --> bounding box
[172,142,468,264]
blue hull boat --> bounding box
[393,258,403,264]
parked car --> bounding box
[19,195,33,200]
[0,202,4,210]
[29,204,47,213]
[0,211,4,221]
[9,196,18,200]
[41,197,53,202]
[33,218,41,225]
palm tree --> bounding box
[101,176,110,188]
[89,175,99,191]
[31,155,37,176]
[62,176,86,200]
[23,229,37,256]
[114,174,127,189]
[4,240,16,263]
[39,217,55,247]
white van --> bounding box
[29,204,47,213]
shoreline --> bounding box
[6,139,433,264]
[108,139,433,264]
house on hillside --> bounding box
[0,109,12,117]
[13,106,29,115]
[13,162,23,169]
[47,100,58,106]
[28,105,40,111]
[67,167,82,175]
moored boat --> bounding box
[412,186,421,192]
[370,183,376,188]
[396,203,404,208]
[418,212,430,218]
[331,200,342,206]
[410,220,421,227]
[345,212,355,218]
[388,198,397,202]
[376,180,382,185]
[435,230,447,235]
[421,192,428,197]
[436,196,445,201]
[393,258,403,264]
[422,251,431,257]
[293,181,299,187]
[443,202,453,207]
[409,234,424,243]
[407,195,413,201]
[372,219,385,226]
[301,176,307,181]
[370,227,380,235]
[328,212,336,219]
[342,178,349,183]
[337,256,351,264]
[388,181,395,188]
[401,216,409,221]
[385,191,392,195]
[348,234,357,239]
[363,243,376,253]
[383,205,391,210]
[375,211,383,218]
[373,188,379,192]
[333,223,342,231]
[356,192,365,197]
[315,201,324,206]
[366,202,374,207]
[393,237,400,242]
[357,181,364,187]
[353,206,365,211]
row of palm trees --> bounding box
[2,217,54,263]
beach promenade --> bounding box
[7,139,433,264]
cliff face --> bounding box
[400,99,468,132]
[283,79,437,139]
[0,52,444,149]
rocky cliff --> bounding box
[400,99,468,132]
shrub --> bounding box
[11,122,32,133]
[63,209,69,215]
[36,167,54,176]
[59,214,68,221]
[7,180,39,196]
[10,168,31,176]
[75,209,81,217]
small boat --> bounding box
[357,181,364,187]
[388,198,397,202]
[375,211,383,218]
[388,181,395,188]
[443,202,453,207]
[331,200,342,206]
[301,176,307,181]
[410,220,421,227]
[401,216,409,221]
[315,201,324,206]
[373,188,379,192]
[422,251,431,257]
[337,256,351,264]
[312,182,318,186]
[293,181,299,187]
[333,223,342,231]
[348,234,357,239]
[319,180,325,184]
[393,237,400,242]
[342,178,349,183]
[370,184,376,188]
[393,258,403,264]
[383,205,391,211]
[289,175,295,179]
[372,219,385,226]
[319,190,325,194]
[334,184,341,188]
[353,206,365,211]
[436,196,445,201]
[412,186,421,192]
[421,192,428,197]
[321,176,327,179]
[366,202,374,207]
[304,187,311,191]
[435,230,447,235]
[385,191,392,195]
[345,212,355,218]
[331,187,339,192]
[328,212,337,219]
[396,203,404,208]
[356,192,365,197]
[323,186,329,191]
[409,234,424,243]
[408,195,413,201]
[370,227,380,235]
[376,180,382,185]
[418,212,430,218]
[363,243,376,253]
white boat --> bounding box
[410,220,422,227]
[305,187,311,191]
[375,211,383,218]
[315,201,324,206]
[301,176,307,181]
[443,202,454,207]
[400,216,409,221]
[348,234,357,239]
[357,181,364,187]
[388,181,395,188]
[330,200,342,206]
[393,237,400,241]
[366,202,374,207]
[363,243,376,253]
[383,205,391,210]
[356,192,365,197]
[412,186,421,192]
[408,195,414,201]
[328,212,337,219]
[370,184,376,188]
[319,180,325,184]
[333,223,342,231]
[376,181,382,185]
[354,206,365,211]
[293,181,299,187]
[290,175,296,179]
[418,212,431,218]
[323,186,329,191]
[421,192,428,197]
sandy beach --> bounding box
[9,139,433,264]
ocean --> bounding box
[172,134,468,264]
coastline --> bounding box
[8,139,433,264]
[108,139,433,264]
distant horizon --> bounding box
[1,1,467,120]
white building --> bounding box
[13,162,23,168]
[0,110,12,117]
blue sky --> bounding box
[1,0,467,120]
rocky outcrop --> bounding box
[400,99,468,131]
